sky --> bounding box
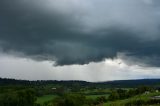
[0,0,160,82]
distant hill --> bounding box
[99,79,160,87]
[0,78,160,88]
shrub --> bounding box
[125,99,146,106]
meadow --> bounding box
[104,92,160,106]
[36,95,57,104]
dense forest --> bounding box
[1,78,160,88]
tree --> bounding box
[53,93,87,106]
[0,89,37,106]
[108,91,119,101]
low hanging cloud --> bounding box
[1,54,160,81]
[0,0,160,66]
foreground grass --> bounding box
[103,92,160,106]
[36,95,57,104]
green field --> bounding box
[36,95,57,104]
[103,92,160,106]
[36,94,109,104]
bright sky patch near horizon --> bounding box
[0,0,160,81]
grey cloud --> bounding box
[0,0,160,66]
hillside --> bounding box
[0,78,160,88]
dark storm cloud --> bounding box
[0,0,160,66]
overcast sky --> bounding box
[0,0,160,81]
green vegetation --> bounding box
[86,94,109,99]
[36,95,57,104]
[1,78,160,106]
[0,88,37,106]
[104,92,160,106]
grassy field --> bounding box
[103,92,160,106]
[36,95,57,104]
[36,93,109,105]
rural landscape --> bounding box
[1,0,160,106]
[1,78,160,106]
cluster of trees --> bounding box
[125,98,160,106]
[0,89,37,106]
[43,93,107,106]
[108,86,153,101]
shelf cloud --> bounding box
[0,0,160,66]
